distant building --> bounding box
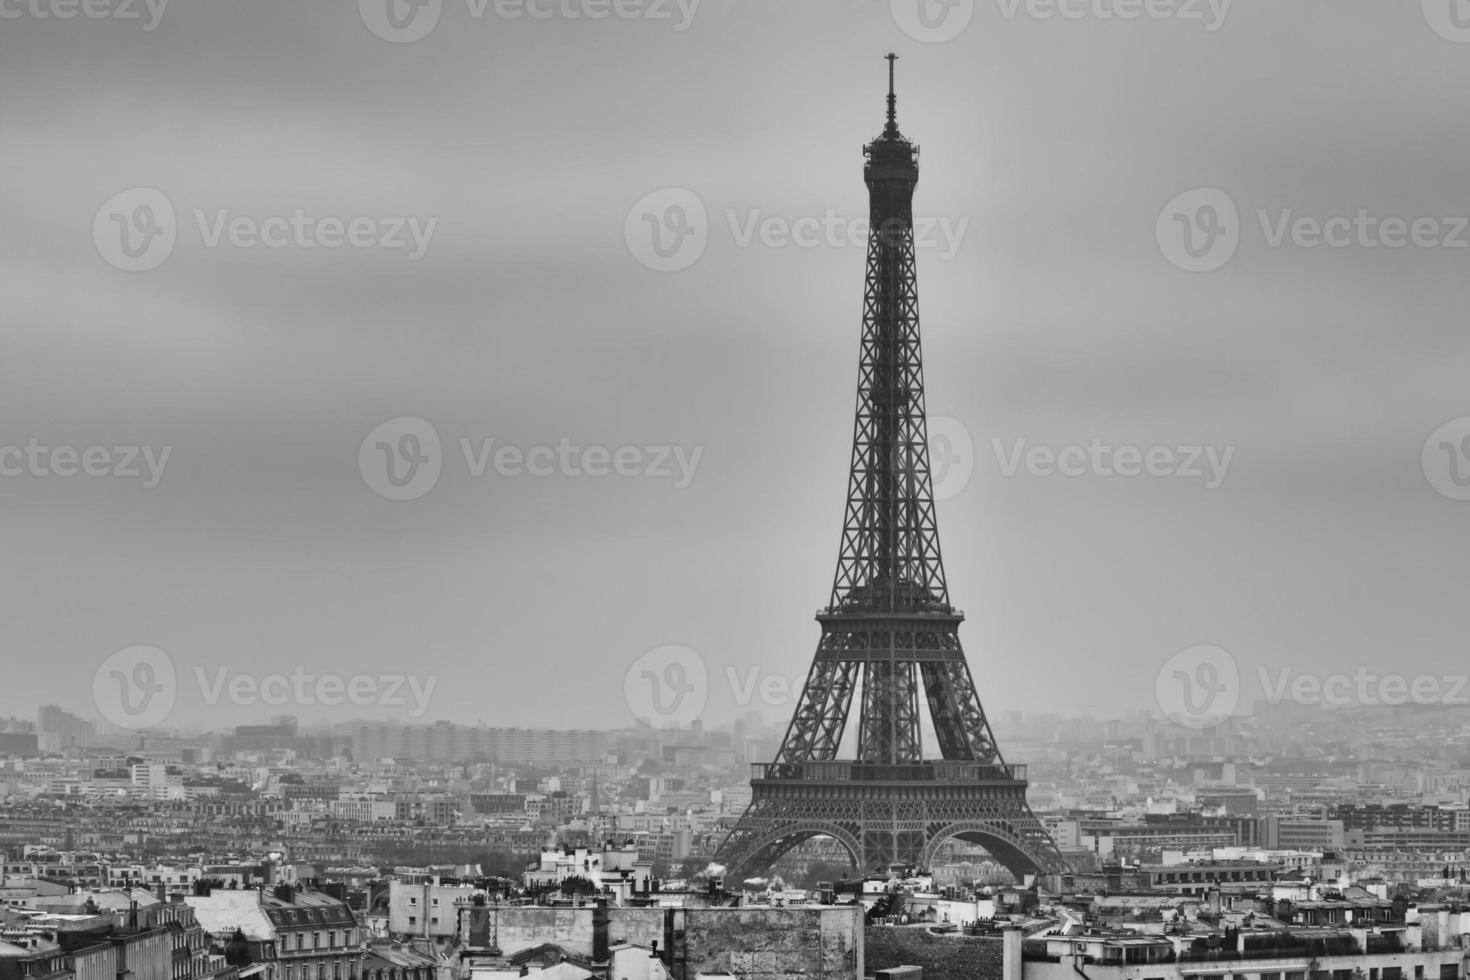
[352,724,606,765]
[37,706,93,750]
[1261,815,1346,850]
[1142,860,1278,896]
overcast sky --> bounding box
[2,0,1469,734]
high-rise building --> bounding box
[38,704,94,748]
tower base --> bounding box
[714,762,1068,883]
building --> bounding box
[1261,815,1346,851]
[386,881,478,940]
[1013,924,1465,980]
[522,845,654,904]
[351,725,606,766]
[1142,860,1278,896]
[37,707,93,751]
[455,903,862,979]
[131,765,184,801]
[187,886,361,980]
[357,945,436,980]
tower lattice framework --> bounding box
[714,56,1068,883]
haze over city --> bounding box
[3,1,1469,734]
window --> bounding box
[314,933,321,949]
[407,897,416,906]
[297,934,305,951]
[329,932,336,948]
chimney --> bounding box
[592,900,609,965]
[1001,926,1023,980]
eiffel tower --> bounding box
[714,56,1068,884]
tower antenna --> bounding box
[885,52,899,136]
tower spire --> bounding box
[884,52,899,137]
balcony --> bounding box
[816,606,964,620]
[751,761,1026,783]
